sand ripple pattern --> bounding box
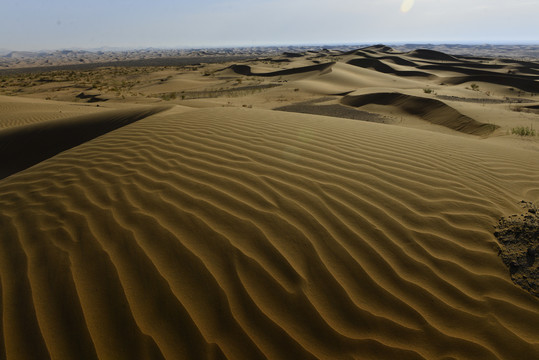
[1,108,539,360]
[0,98,102,129]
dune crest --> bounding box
[227,62,335,77]
[0,106,170,180]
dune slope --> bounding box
[228,62,334,77]
[0,106,169,180]
[0,108,538,360]
[0,95,105,129]
[341,93,498,135]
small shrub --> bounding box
[160,92,177,101]
[512,126,536,136]
[423,88,433,94]
[470,83,479,91]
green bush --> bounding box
[512,126,536,136]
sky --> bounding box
[2,0,538,51]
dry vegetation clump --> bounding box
[511,126,536,136]
[157,84,282,101]
[0,66,177,97]
[494,201,538,297]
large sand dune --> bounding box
[1,45,539,359]
[1,107,538,359]
[341,92,498,135]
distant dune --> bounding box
[0,45,538,359]
[228,62,335,77]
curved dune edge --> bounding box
[1,107,539,360]
[0,105,170,180]
[347,58,434,78]
[407,49,461,62]
[227,62,335,77]
[341,92,499,135]
[444,75,539,93]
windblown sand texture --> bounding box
[1,45,539,359]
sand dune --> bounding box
[1,107,538,359]
[341,92,498,135]
[417,64,506,76]
[408,49,461,62]
[0,106,169,180]
[0,95,105,129]
[369,55,419,67]
[1,45,539,360]
[444,75,539,93]
[228,62,335,77]
[347,58,434,78]
[275,98,389,123]
[295,62,425,95]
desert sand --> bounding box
[0,45,538,359]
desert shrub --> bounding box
[423,88,433,94]
[512,126,536,136]
[160,92,177,101]
[470,83,479,91]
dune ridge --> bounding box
[341,92,498,135]
[347,58,434,78]
[228,62,335,77]
[1,107,538,359]
[0,106,170,180]
[407,49,461,62]
[444,75,539,93]
[0,96,106,129]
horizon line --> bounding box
[3,41,539,54]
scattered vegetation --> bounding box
[423,88,433,94]
[494,201,538,298]
[155,84,281,100]
[0,66,154,96]
[511,126,536,136]
[160,92,177,101]
[470,83,480,91]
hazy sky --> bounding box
[2,0,538,51]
